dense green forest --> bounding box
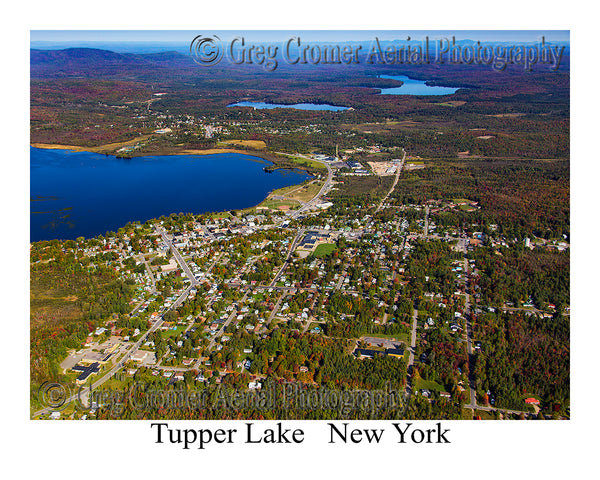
[473,311,569,412]
[472,247,569,308]
[30,241,136,385]
[391,158,569,239]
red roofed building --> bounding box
[525,398,540,405]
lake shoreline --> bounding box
[30,147,312,242]
[31,142,262,157]
[228,101,350,111]
[29,143,323,175]
[376,74,462,96]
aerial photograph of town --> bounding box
[30,29,570,424]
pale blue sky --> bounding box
[31,30,570,44]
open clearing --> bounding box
[313,243,337,257]
[278,154,327,170]
[219,139,267,149]
[433,100,467,107]
[267,180,324,203]
[179,148,256,156]
[342,120,420,134]
[368,161,399,176]
[414,378,446,392]
[260,199,300,210]
[241,180,322,214]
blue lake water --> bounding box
[228,101,349,111]
[30,147,310,241]
[377,75,461,96]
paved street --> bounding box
[375,148,405,213]
[405,308,419,397]
[158,228,199,286]
[270,228,305,287]
[462,239,477,410]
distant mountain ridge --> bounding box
[30,44,570,79]
[30,48,192,77]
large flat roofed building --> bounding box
[72,362,100,384]
[298,230,336,250]
[353,346,405,359]
[354,348,377,359]
[386,347,405,358]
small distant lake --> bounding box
[30,147,310,241]
[228,101,349,111]
[376,75,461,96]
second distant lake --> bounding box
[228,101,350,111]
[30,148,310,241]
[377,75,461,95]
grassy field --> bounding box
[161,325,186,339]
[179,148,256,156]
[30,292,82,328]
[473,409,497,420]
[289,182,323,202]
[31,143,88,151]
[270,180,324,203]
[267,183,304,198]
[209,211,231,219]
[435,101,467,107]
[239,177,319,214]
[259,199,300,211]
[313,243,337,258]
[414,378,446,392]
[218,139,267,149]
[361,332,410,344]
[280,154,327,170]
[459,204,478,212]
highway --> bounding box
[33,282,193,418]
[266,153,332,226]
[136,253,157,290]
[462,236,477,410]
[375,148,405,213]
[404,308,419,398]
[269,228,305,287]
[193,291,250,370]
[35,231,219,418]
[286,155,333,219]
[158,228,199,286]
[258,292,287,335]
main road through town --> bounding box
[34,236,219,417]
[375,148,405,213]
